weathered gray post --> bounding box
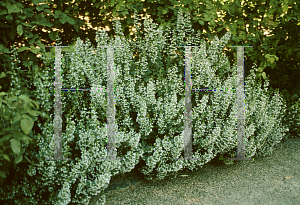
[99,45,124,161]
[175,45,202,161]
[46,45,71,161]
[228,46,254,161]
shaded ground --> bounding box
[90,136,300,205]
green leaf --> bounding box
[0,134,12,145]
[23,105,31,114]
[21,117,34,135]
[13,130,25,141]
[287,15,296,21]
[8,96,18,105]
[44,9,53,16]
[54,10,62,18]
[30,100,39,110]
[49,31,57,41]
[0,44,3,53]
[66,16,75,25]
[29,38,36,45]
[282,4,289,13]
[2,35,7,43]
[14,154,23,164]
[228,7,234,17]
[21,135,32,145]
[60,12,68,19]
[0,171,6,178]
[262,72,266,79]
[6,15,13,21]
[36,4,50,12]
[23,8,33,17]
[45,51,53,59]
[94,2,101,8]
[217,27,223,32]
[32,0,45,5]
[15,90,21,95]
[40,21,53,27]
[12,113,21,124]
[31,116,38,121]
[17,46,29,52]
[203,13,210,21]
[73,24,79,32]
[3,154,10,162]
[1,47,10,54]
[64,6,72,14]
[43,111,50,119]
[198,20,204,26]
[237,19,243,25]
[10,139,21,155]
[192,16,200,21]
[27,110,39,117]
[33,65,38,72]
[111,0,115,7]
[0,72,6,78]
[18,95,30,104]
[29,47,39,54]
[261,62,267,68]
[288,48,293,56]
[265,54,271,58]
[36,39,45,50]
[7,4,22,14]
[291,93,299,101]
[270,62,276,69]
[59,17,67,24]
[209,19,216,26]
[0,10,7,15]
[99,9,106,14]
[24,30,33,38]
[256,72,262,79]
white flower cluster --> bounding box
[1,8,292,205]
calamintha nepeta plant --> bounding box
[0,8,290,205]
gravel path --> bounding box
[91,136,300,205]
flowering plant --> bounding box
[0,8,290,205]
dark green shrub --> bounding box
[0,71,48,187]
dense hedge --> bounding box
[0,9,299,204]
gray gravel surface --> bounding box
[90,136,300,205]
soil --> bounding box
[90,136,300,205]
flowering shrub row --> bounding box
[0,8,291,205]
